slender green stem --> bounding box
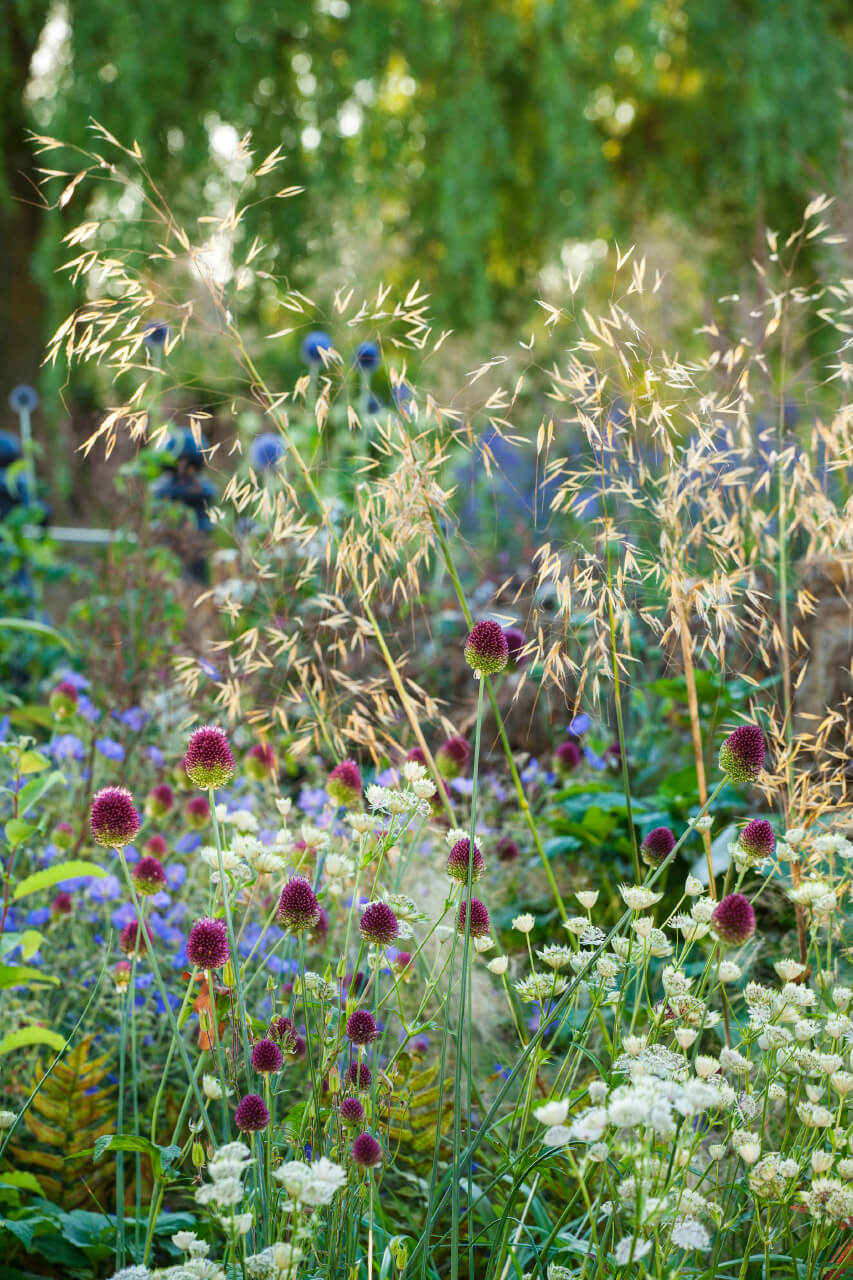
[207,968,230,1141]
[209,789,254,1081]
[129,936,142,1253]
[115,980,129,1268]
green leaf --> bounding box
[18,751,50,776]
[0,964,58,989]
[0,1026,66,1055]
[0,930,44,961]
[3,820,35,848]
[4,706,56,730]
[0,1172,44,1196]
[0,1216,35,1248]
[13,861,106,900]
[93,1134,183,1180]
[17,770,64,817]
[0,617,75,652]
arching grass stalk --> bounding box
[424,508,568,921]
[452,676,484,1280]
[116,850,215,1144]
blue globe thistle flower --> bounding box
[0,431,22,468]
[367,394,384,414]
[354,341,380,373]
[391,383,413,413]
[142,321,169,348]
[8,386,39,413]
[156,425,208,469]
[301,330,334,366]
[249,432,286,471]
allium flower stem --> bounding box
[209,789,253,1085]
[129,916,142,1252]
[299,932,322,1148]
[206,969,230,1142]
[425,509,568,920]
[117,852,215,1143]
[452,678,484,1280]
[115,967,130,1268]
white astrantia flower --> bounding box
[542,1124,571,1148]
[692,814,713,831]
[173,1231,198,1251]
[570,1107,608,1142]
[613,1236,652,1265]
[620,885,663,910]
[196,1177,244,1207]
[275,797,292,819]
[473,935,494,953]
[513,913,536,934]
[233,1213,254,1234]
[446,827,468,846]
[676,1028,698,1049]
[537,945,575,971]
[226,809,259,833]
[107,1269,150,1280]
[324,853,355,878]
[346,812,373,834]
[402,759,427,783]
[0,1110,17,1128]
[534,1098,569,1126]
[576,890,599,909]
[514,974,569,1002]
[685,875,704,896]
[718,961,741,982]
[784,826,805,847]
[412,778,436,799]
[487,956,508,975]
[671,1218,711,1250]
[563,915,591,936]
[298,1157,347,1207]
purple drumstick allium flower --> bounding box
[251,1038,284,1074]
[51,891,72,917]
[640,826,676,868]
[711,893,756,945]
[458,898,490,938]
[277,877,321,932]
[184,726,235,790]
[351,1132,382,1167]
[502,626,528,669]
[496,837,519,863]
[340,1096,365,1125]
[235,1093,270,1132]
[344,1062,372,1090]
[53,822,74,851]
[132,855,168,897]
[327,759,362,808]
[345,1010,378,1045]
[436,735,470,779]
[738,818,775,861]
[186,917,230,969]
[447,838,484,884]
[464,620,509,678]
[145,783,175,819]
[360,902,399,947]
[120,919,149,956]
[144,834,168,857]
[90,786,141,848]
[555,739,581,773]
[301,330,334,366]
[184,796,211,830]
[49,681,78,719]
[719,724,765,784]
[245,742,276,781]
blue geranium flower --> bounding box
[569,713,591,737]
[96,737,125,761]
[77,694,100,722]
[116,707,147,732]
[146,745,165,768]
[176,833,202,854]
[50,733,85,762]
[89,874,121,902]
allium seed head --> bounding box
[234,1093,270,1132]
[277,877,321,933]
[351,1132,382,1168]
[429,779,452,820]
[245,742,276,781]
[327,759,363,808]
[184,796,211,830]
[640,826,676,868]
[52,822,73,850]
[120,919,149,956]
[144,834,168,857]
[555,740,582,773]
[739,818,776,860]
[447,838,485,884]
[711,893,756,945]
[251,1038,284,1074]
[464,620,509,677]
[184,726,235,790]
[436,735,470,779]
[51,891,72,916]
[340,1097,365,1125]
[344,1062,372,1091]
[145,783,175,818]
[719,724,765,784]
[90,786,141,848]
[186,917,230,970]
[345,1010,378,1045]
[360,902,399,947]
[132,855,168,896]
[458,898,490,938]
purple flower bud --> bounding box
[186,917,230,970]
[738,818,775,861]
[446,838,484,884]
[132,855,168,897]
[90,786,141,848]
[640,826,676,868]
[340,1096,365,1125]
[711,893,756,945]
[360,902,399,947]
[351,1132,382,1168]
[345,1010,378,1045]
[251,1038,284,1074]
[277,877,321,933]
[464,620,509,677]
[344,1062,372,1090]
[184,726,235,790]
[719,724,765,784]
[457,898,490,938]
[327,759,362,808]
[436,735,470,780]
[235,1093,270,1132]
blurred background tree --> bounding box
[2,0,850,460]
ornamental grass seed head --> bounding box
[360,902,399,947]
[464,620,509,678]
[711,893,756,945]
[235,1093,270,1132]
[326,759,363,808]
[186,917,230,969]
[719,724,765,784]
[446,837,484,884]
[90,786,141,848]
[640,826,676,868]
[277,877,321,932]
[132,855,167,896]
[184,726,235,790]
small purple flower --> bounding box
[90,787,141,848]
[464,620,509,677]
[436,735,470,780]
[235,1093,270,1132]
[345,1010,378,1045]
[251,1038,284,1074]
[360,902,399,947]
[340,1096,365,1125]
[640,826,676,868]
[277,877,321,933]
[458,898,490,938]
[327,759,363,808]
[184,726,235,790]
[186,917,230,970]
[446,838,484,884]
[738,818,775,861]
[711,893,756,945]
[351,1132,382,1168]
[719,724,765,784]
